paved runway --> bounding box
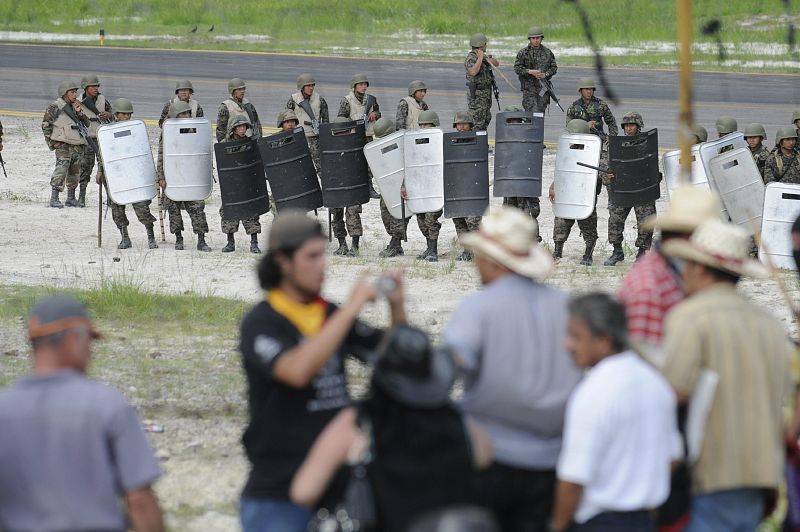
[0,42,797,147]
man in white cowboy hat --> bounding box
[661,218,797,532]
[616,186,720,367]
[442,206,582,531]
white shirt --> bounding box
[557,351,680,524]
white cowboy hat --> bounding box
[661,218,768,278]
[642,186,721,233]
[460,206,554,279]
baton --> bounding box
[328,209,333,243]
[576,161,614,175]
[401,199,407,242]
[0,152,7,178]
[97,182,103,248]
[158,187,166,242]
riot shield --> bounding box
[403,128,444,214]
[698,132,747,220]
[364,130,410,220]
[760,183,800,270]
[662,145,710,200]
[493,111,545,198]
[214,138,270,220]
[319,119,370,208]
[162,118,213,202]
[257,127,323,212]
[97,120,157,205]
[707,147,765,233]
[442,130,489,219]
[553,133,602,220]
[608,129,661,208]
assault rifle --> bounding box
[538,78,564,112]
[488,68,501,110]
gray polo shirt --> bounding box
[0,369,161,532]
[442,273,582,469]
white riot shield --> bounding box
[553,133,602,220]
[364,130,410,220]
[707,147,765,233]
[662,145,709,200]
[162,118,213,201]
[97,120,157,205]
[760,183,800,270]
[403,128,444,214]
[698,132,747,220]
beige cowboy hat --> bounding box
[662,218,768,278]
[642,186,720,233]
[461,206,554,279]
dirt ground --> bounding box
[0,115,797,530]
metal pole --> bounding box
[677,0,694,185]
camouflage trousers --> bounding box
[163,197,208,235]
[553,208,598,244]
[79,142,96,187]
[380,198,410,239]
[503,196,541,241]
[522,90,548,113]
[467,88,493,131]
[415,210,443,240]
[453,216,481,238]
[111,200,156,231]
[331,205,363,238]
[308,136,321,176]
[50,143,83,191]
[607,203,656,248]
[218,206,261,235]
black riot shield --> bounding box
[493,111,544,198]
[257,127,323,212]
[443,131,490,218]
[214,138,270,220]
[608,128,661,208]
[319,120,370,208]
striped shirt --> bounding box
[662,284,794,494]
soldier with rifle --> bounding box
[217,78,262,142]
[338,72,381,200]
[287,74,328,176]
[465,34,500,131]
[566,78,618,143]
[514,27,558,113]
[77,75,113,208]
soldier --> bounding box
[42,80,90,209]
[451,111,482,261]
[464,34,499,131]
[501,105,541,234]
[406,110,443,262]
[744,123,770,180]
[566,78,618,141]
[604,111,656,266]
[217,78,262,143]
[277,110,299,131]
[338,73,381,199]
[374,117,412,258]
[159,80,204,128]
[95,98,158,250]
[764,128,800,184]
[513,26,558,113]
[219,115,262,254]
[287,74,328,175]
[77,75,112,208]
[396,80,429,130]
[691,124,708,144]
[157,100,212,252]
[328,117,364,257]
[549,119,600,266]
[715,116,738,138]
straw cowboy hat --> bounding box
[461,206,553,279]
[662,218,768,278]
[642,186,721,233]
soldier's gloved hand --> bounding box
[368,112,378,122]
[72,101,82,114]
[548,182,556,203]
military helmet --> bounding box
[792,109,800,123]
[621,112,644,128]
[503,105,525,112]
[228,114,252,131]
[332,116,351,123]
[296,73,316,90]
[57,80,80,97]
[469,34,488,48]
[566,119,591,134]
[80,74,100,90]
[169,100,193,118]
[408,80,427,97]
[715,116,738,135]
[776,127,799,144]
[691,124,708,143]
[418,110,440,127]
[528,26,544,38]
[372,117,395,138]
[577,78,596,92]
[277,110,299,128]
[111,98,134,114]
[350,73,369,88]
[175,80,194,93]
[228,78,247,94]
[452,110,475,127]
[743,123,767,140]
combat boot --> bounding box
[222,233,235,253]
[145,225,158,249]
[604,244,625,266]
[174,231,184,251]
[457,250,473,261]
[334,237,349,256]
[50,187,63,208]
[78,183,87,208]
[379,237,404,258]
[347,236,360,257]
[117,227,132,250]
[636,247,648,261]
[197,233,212,252]
[580,241,596,266]
[250,234,261,254]
[64,187,79,207]
[423,239,439,262]
[552,241,564,261]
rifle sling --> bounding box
[297,99,317,124]
[82,96,102,117]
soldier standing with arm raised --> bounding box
[159,80,204,128]
[514,27,557,113]
[77,75,113,208]
[465,34,499,131]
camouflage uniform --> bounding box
[157,132,209,234]
[286,95,328,173]
[158,98,204,128]
[453,216,481,237]
[42,100,88,192]
[565,97,618,139]
[331,205,363,238]
[218,129,261,236]
[607,203,656,248]
[764,151,800,184]
[749,145,771,180]
[336,97,380,124]
[78,94,113,190]
[98,163,156,230]
[380,198,410,239]
[395,99,429,131]
[416,210,443,240]
[513,44,558,112]
[464,50,493,130]
[216,99,260,142]
[553,147,604,246]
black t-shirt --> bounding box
[239,299,383,500]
